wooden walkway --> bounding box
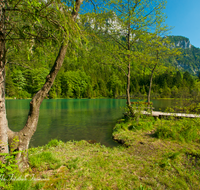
[142,111,200,118]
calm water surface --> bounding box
[5,99,175,147]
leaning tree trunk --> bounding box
[7,44,69,169]
[0,0,9,159]
[5,0,83,170]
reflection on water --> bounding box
[5,98,177,147]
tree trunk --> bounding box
[126,4,134,116]
[0,0,9,158]
[1,0,83,170]
[147,50,159,103]
[147,69,154,103]
[126,62,134,116]
[8,44,69,169]
[126,63,131,106]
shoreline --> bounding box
[3,115,200,189]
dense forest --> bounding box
[5,12,200,100]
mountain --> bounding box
[167,36,200,76]
[168,36,192,49]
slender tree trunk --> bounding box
[126,62,131,106]
[0,0,9,158]
[126,1,134,116]
[147,69,154,103]
[126,62,134,115]
[2,0,83,170]
[147,50,159,103]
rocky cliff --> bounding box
[167,36,200,75]
[168,36,192,49]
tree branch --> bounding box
[89,0,96,13]
[72,0,84,21]
[7,62,33,70]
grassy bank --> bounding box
[2,115,200,189]
[112,115,200,189]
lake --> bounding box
[6,99,175,148]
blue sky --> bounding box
[164,0,200,48]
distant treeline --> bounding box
[5,57,198,100]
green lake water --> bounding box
[5,99,176,147]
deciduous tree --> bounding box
[0,0,83,170]
[102,0,168,114]
[141,35,181,103]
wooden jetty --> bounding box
[142,111,200,118]
[127,102,200,118]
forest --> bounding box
[4,0,200,101]
[5,32,199,100]
[5,54,198,100]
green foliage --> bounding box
[4,1,199,100]
[61,70,91,98]
[0,151,19,189]
[4,7,197,100]
[5,0,82,99]
[45,139,63,148]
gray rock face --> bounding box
[174,40,191,49]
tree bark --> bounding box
[1,0,83,169]
[0,0,9,158]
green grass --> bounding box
[3,116,200,190]
[28,151,62,171]
[153,118,200,143]
[112,115,200,189]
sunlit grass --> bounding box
[153,118,200,143]
[5,116,200,190]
